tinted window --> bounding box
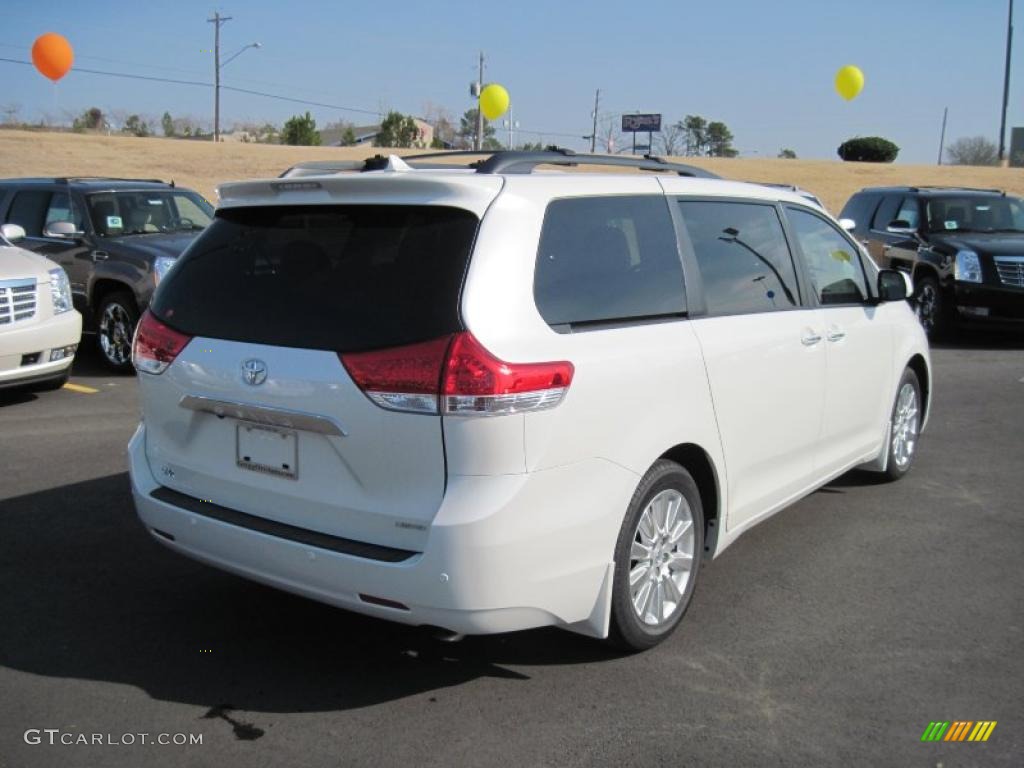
[6,190,51,237]
[534,196,685,327]
[45,192,85,231]
[787,208,868,305]
[924,195,1024,233]
[86,190,213,236]
[678,201,799,315]
[895,197,920,229]
[152,205,478,353]
[871,195,902,229]
[838,192,880,230]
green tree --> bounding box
[837,136,899,163]
[457,108,496,149]
[72,107,104,132]
[161,111,175,137]
[778,148,797,159]
[281,111,321,146]
[682,115,707,156]
[375,111,420,148]
[706,121,737,157]
[122,114,150,137]
[516,141,545,151]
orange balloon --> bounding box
[31,33,74,82]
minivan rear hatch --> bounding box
[139,199,486,552]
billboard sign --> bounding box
[621,113,662,133]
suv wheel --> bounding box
[97,291,139,372]
[608,460,704,652]
[913,275,949,337]
[883,368,922,481]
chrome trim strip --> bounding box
[178,395,348,437]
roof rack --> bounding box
[911,185,1004,195]
[56,176,172,186]
[281,149,721,179]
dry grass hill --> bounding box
[1,129,1022,214]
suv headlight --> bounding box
[954,250,982,283]
[48,267,72,314]
[153,256,177,285]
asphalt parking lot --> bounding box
[1,332,1022,768]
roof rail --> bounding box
[912,185,1004,195]
[279,150,722,179]
[56,176,170,185]
[396,148,720,178]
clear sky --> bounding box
[1,0,1020,163]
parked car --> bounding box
[839,186,1024,336]
[128,151,930,651]
[0,223,81,391]
[0,177,214,370]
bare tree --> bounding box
[599,116,622,153]
[657,122,685,156]
[0,103,21,125]
[945,136,999,166]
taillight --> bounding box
[442,332,573,416]
[340,336,452,414]
[132,310,192,375]
[340,332,574,416]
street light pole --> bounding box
[999,0,1014,163]
[208,12,231,142]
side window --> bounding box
[677,200,800,315]
[534,196,685,328]
[44,192,85,231]
[6,190,52,237]
[787,208,869,305]
[894,197,920,229]
[871,195,902,230]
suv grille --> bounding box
[0,278,37,325]
[994,256,1024,288]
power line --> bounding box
[219,85,381,117]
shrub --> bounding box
[837,137,899,163]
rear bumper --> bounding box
[0,310,81,387]
[128,424,636,638]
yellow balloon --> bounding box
[479,83,510,121]
[835,65,865,101]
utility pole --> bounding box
[937,107,948,165]
[208,11,231,143]
[999,0,1014,162]
[475,51,485,151]
[590,89,600,153]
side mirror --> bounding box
[878,269,909,302]
[886,219,916,235]
[838,218,856,233]
[1,223,26,243]
[43,220,84,239]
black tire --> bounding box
[913,275,951,338]
[883,368,922,482]
[30,371,70,392]
[96,291,139,373]
[607,460,704,652]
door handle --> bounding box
[827,328,846,342]
[91,250,109,262]
[801,332,822,346]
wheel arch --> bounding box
[906,353,930,425]
[91,279,139,316]
[658,443,721,557]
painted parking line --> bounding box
[63,382,100,394]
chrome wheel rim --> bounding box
[99,303,133,365]
[629,489,695,627]
[916,283,937,331]
[891,383,919,469]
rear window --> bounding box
[533,195,686,329]
[151,205,479,353]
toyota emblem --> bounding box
[241,358,268,386]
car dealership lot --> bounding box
[1,336,1022,767]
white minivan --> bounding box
[128,151,930,650]
[1,223,81,391]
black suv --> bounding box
[840,186,1024,336]
[0,177,213,369]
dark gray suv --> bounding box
[0,177,213,370]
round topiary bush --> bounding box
[837,137,900,163]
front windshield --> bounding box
[925,195,1024,234]
[86,190,214,237]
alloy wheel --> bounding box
[629,489,696,627]
[891,382,919,469]
[99,302,134,366]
